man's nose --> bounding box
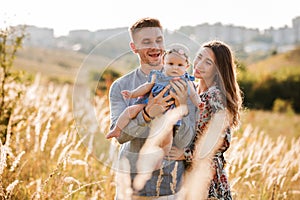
[150,42,160,49]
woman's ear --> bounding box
[130,42,138,53]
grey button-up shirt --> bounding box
[109,67,197,196]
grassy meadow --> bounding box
[0,74,299,199]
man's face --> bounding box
[131,27,165,66]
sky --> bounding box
[1,0,299,37]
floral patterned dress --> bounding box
[185,85,232,200]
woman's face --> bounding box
[193,47,217,81]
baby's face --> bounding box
[163,53,188,77]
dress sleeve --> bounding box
[208,88,225,113]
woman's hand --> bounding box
[170,78,188,107]
[165,146,185,160]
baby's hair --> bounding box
[164,43,190,64]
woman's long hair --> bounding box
[203,40,243,129]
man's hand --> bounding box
[144,85,174,120]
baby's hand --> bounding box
[172,77,181,81]
[121,90,132,99]
[150,73,156,84]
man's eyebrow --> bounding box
[141,38,151,42]
[197,53,203,58]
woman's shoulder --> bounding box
[206,86,225,110]
[207,85,221,96]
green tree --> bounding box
[0,25,26,143]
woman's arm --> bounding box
[183,88,230,163]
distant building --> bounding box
[186,22,260,46]
[265,26,296,46]
[22,16,300,53]
[23,25,55,48]
[292,16,300,43]
[69,29,92,41]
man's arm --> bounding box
[109,81,149,144]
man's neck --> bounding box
[140,64,163,75]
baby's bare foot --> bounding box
[106,130,120,139]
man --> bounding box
[109,17,196,199]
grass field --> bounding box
[240,109,300,141]
[1,77,299,199]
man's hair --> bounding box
[129,17,163,39]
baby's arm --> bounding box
[106,104,145,139]
[122,73,156,99]
[187,81,201,106]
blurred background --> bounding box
[1,1,300,199]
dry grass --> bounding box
[0,74,299,199]
[0,74,115,199]
[240,109,300,140]
[227,124,300,199]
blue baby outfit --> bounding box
[135,69,195,126]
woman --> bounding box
[167,40,243,199]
